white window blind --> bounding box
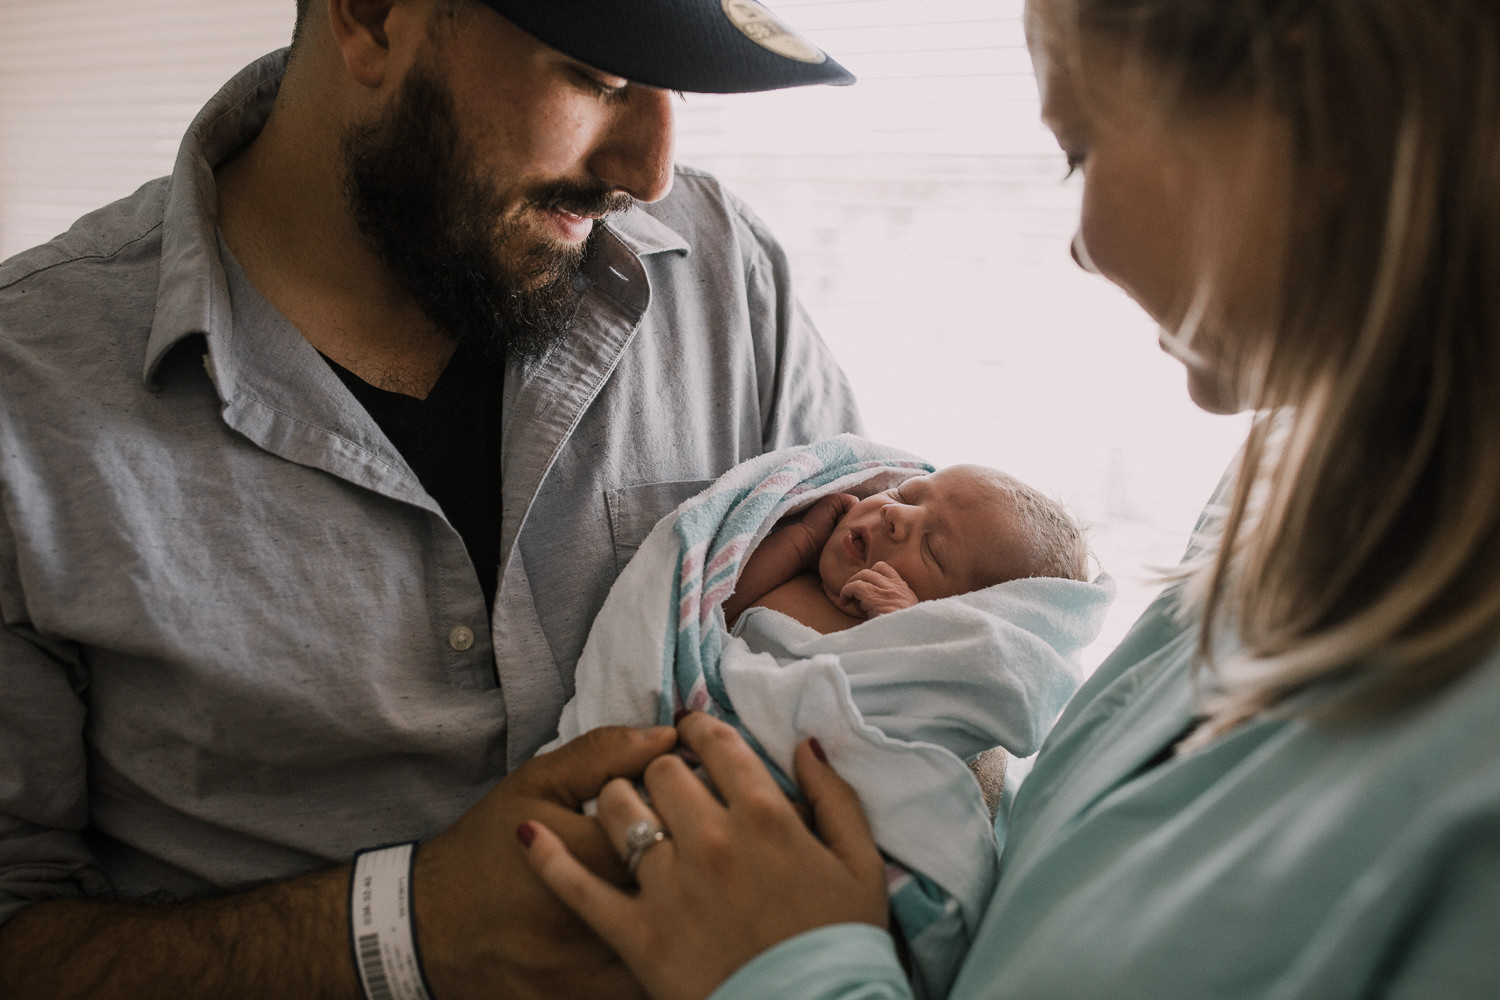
[0,0,294,257]
[0,0,1249,662]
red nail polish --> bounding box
[809,738,828,764]
[516,822,536,848]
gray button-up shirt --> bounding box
[0,51,860,920]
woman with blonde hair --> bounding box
[519,0,1500,995]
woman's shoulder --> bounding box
[1361,639,1500,801]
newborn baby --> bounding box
[723,464,1089,635]
[549,440,1111,999]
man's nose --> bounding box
[589,86,676,203]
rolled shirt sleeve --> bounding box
[0,615,107,925]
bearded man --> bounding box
[0,1,860,996]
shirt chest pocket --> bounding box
[605,478,715,576]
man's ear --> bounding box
[326,0,402,88]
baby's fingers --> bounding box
[843,571,894,598]
[838,578,873,612]
[823,493,858,516]
[805,493,857,538]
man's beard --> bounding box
[340,61,632,367]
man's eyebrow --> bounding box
[562,55,630,89]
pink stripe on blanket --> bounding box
[679,546,710,625]
[685,679,714,713]
[750,453,824,497]
[678,546,705,585]
[886,864,914,891]
[704,538,751,581]
[702,579,737,612]
[750,471,801,498]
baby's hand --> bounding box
[839,561,919,618]
[780,493,859,568]
[800,493,857,549]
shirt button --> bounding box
[448,625,476,652]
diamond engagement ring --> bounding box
[621,819,671,875]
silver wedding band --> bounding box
[621,818,671,875]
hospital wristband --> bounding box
[349,842,435,1000]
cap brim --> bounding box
[478,0,856,94]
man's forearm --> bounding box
[0,864,361,999]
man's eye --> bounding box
[577,72,627,101]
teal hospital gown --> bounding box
[710,545,1500,998]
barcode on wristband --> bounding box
[357,933,396,1000]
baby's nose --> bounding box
[883,503,914,539]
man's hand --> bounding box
[0,725,676,1000]
[839,561,919,617]
[414,724,677,1000]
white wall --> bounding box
[0,0,294,256]
[0,0,1250,664]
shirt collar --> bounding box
[144,49,287,389]
[604,199,691,259]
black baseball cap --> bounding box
[477,0,856,94]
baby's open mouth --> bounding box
[847,526,869,563]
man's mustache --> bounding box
[530,181,634,219]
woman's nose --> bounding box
[1071,230,1100,274]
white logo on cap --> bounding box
[721,0,827,64]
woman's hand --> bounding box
[518,712,890,1000]
[840,561,919,617]
[0,726,676,1000]
[414,725,677,1000]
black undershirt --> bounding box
[324,343,505,612]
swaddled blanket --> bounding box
[548,435,1113,999]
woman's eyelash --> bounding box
[1063,152,1085,180]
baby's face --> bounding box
[817,465,1021,616]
